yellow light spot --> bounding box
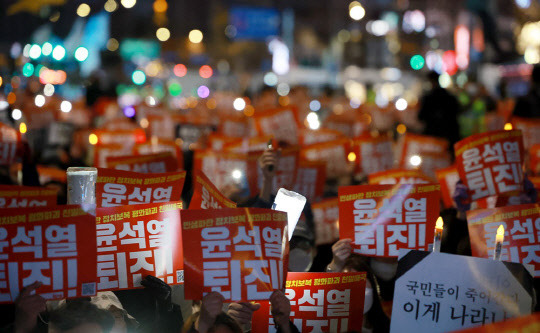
[140,118,149,128]
[206,98,217,109]
[189,29,203,43]
[496,225,504,243]
[435,217,444,230]
[243,105,255,117]
[0,76,3,87]
[397,123,407,134]
[89,133,98,145]
[104,0,118,12]
[278,96,289,106]
[121,0,137,9]
[107,38,119,51]
[77,3,91,17]
[156,27,170,42]
[347,152,357,162]
[153,0,167,13]
[504,123,513,131]
[19,123,27,134]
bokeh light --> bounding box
[74,47,89,62]
[410,55,425,70]
[121,0,136,9]
[199,65,213,78]
[52,45,66,61]
[22,63,34,77]
[11,109,22,120]
[189,29,203,43]
[77,3,91,17]
[156,28,171,42]
[132,70,146,85]
[29,44,41,59]
[197,85,210,98]
[233,98,246,111]
[35,94,45,107]
[174,64,187,77]
[60,101,72,113]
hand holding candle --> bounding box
[433,216,444,252]
[493,224,504,261]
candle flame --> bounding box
[435,216,444,230]
[496,224,504,243]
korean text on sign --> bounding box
[467,203,540,277]
[0,185,58,208]
[0,206,97,303]
[181,208,288,301]
[96,201,184,291]
[252,272,366,333]
[106,152,179,173]
[189,171,237,209]
[338,184,441,257]
[454,130,524,201]
[96,168,186,208]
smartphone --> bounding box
[272,188,307,240]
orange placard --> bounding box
[95,168,186,208]
[219,118,249,138]
[252,272,366,332]
[181,208,288,301]
[293,160,327,202]
[467,203,540,277]
[368,168,435,185]
[338,184,440,257]
[300,138,352,178]
[106,152,179,173]
[253,106,301,145]
[530,144,540,175]
[512,116,540,150]
[262,146,299,193]
[189,171,237,209]
[352,135,394,175]
[93,144,131,168]
[0,185,57,208]
[0,205,97,303]
[93,128,146,147]
[312,198,340,245]
[454,130,524,201]
[223,135,272,153]
[134,138,184,169]
[0,122,21,166]
[398,133,449,168]
[299,128,345,146]
[96,202,184,291]
[435,165,460,209]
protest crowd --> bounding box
[1,1,540,332]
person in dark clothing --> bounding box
[418,71,461,148]
[513,64,540,119]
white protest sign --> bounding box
[390,250,534,333]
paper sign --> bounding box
[0,123,21,166]
[95,168,186,208]
[95,202,184,291]
[299,128,345,146]
[106,152,179,173]
[181,208,288,301]
[220,118,249,138]
[94,129,146,148]
[368,169,435,185]
[466,203,540,277]
[0,205,98,303]
[512,117,540,150]
[252,272,366,332]
[293,160,326,202]
[352,135,394,175]
[530,144,540,175]
[94,144,131,168]
[312,198,340,246]
[454,130,524,201]
[398,133,449,168]
[435,166,460,209]
[452,312,540,333]
[254,107,301,145]
[390,250,534,332]
[0,185,57,208]
[134,138,184,169]
[300,139,351,178]
[189,171,237,209]
[338,184,440,257]
[258,146,299,193]
[418,152,452,179]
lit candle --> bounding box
[433,217,444,252]
[493,224,504,261]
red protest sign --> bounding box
[193,149,259,196]
[181,208,288,301]
[368,168,434,185]
[96,168,186,208]
[352,135,394,175]
[252,272,366,332]
[0,185,57,208]
[312,198,340,246]
[93,129,146,148]
[530,144,540,175]
[398,133,449,168]
[293,160,327,202]
[0,123,21,166]
[189,171,237,209]
[467,203,540,277]
[454,130,524,201]
[0,206,97,303]
[512,116,540,150]
[253,106,301,145]
[106,152,179,173]
[338,184,440,257]
[435,165,460,209]
[300,139,352,178]
[134,138,184,169]
[93,144,131,168]
[260,146,299,193]
[96,202,184,291]
[299,128,345,146]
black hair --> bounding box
[48,299,115,332]
[532,64,540,85]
